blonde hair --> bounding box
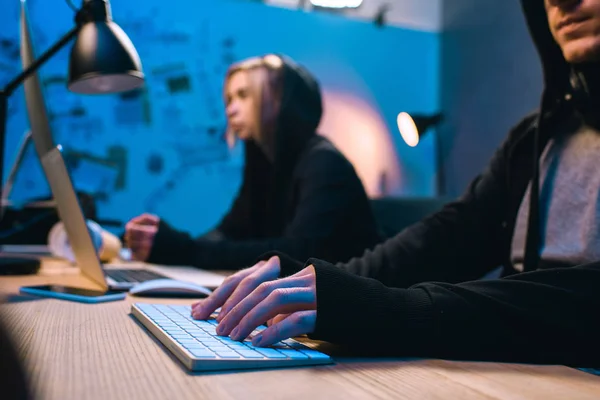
[224,54,284,155]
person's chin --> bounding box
[237,131,252,141]
[562,37,600,63]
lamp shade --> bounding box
[397,112,443,147]
[68,0,144,94]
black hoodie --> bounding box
[146,56,382,270]
[270,1,600,367]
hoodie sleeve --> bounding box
[146,181,252,266]
[331,114,540,288]
[307,257,600,366]
[146,148,369,269]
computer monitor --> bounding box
[18,1,226,291]
[20,1,108,290]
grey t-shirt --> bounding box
[511,123,600,271]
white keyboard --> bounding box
[131,303,333,372]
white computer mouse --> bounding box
[129,279,213,298]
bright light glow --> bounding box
[310,0,363,8]
[319,90,402,197]
[263,54,284,68]
[70,74,144,94]
[88,76,115,92]
[397,112,419,147]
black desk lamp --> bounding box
[397,112,445,195]
[0,0,144,273]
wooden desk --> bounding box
[2,259,600,400]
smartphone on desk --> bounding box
[20,285,126,303]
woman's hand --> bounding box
[124,213,160,261]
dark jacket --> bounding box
[273,0,600,367]
[0,315,31,400]
[147,57,382,270]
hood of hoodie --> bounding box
[522,0,600,112]
[521,0,571,98]
[241,55,323,236]
[272,54,323,167]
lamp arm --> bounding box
[0,21,80,219]
[1,25,81,97]
[2,129,32,200]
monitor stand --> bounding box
[1,130,43,276]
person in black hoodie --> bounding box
[124,54,381,270]
[191,0,600,367]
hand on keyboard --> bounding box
[191,256,281,321]
[191,256,318,347]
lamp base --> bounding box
[0,257,41,275]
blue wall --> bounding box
[1,0,439,235]
[440,0,542,196]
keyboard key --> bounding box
[161,311,180,317]
[166,332,189,339]
[200,339,221,346]
[185,328,205,333]
[278,349,309,359]
[227,344,250,351]
[284,340,307,350]
[299,349,330,360]
[136,304,156,312]
[190,349,216,358]
[215,351,241,358]
[255,348,287,359]
[237,350,264,359]
[187,331,210,338]
[177,339,200,344]
[182,343,206,350]
[144,312,164,319]
[164,326,186,333]
[217,337,239,345]
[157,322,178,328]
[190,335,211,341]
[169,305,191,313]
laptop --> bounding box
[19,1,225,291]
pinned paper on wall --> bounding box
[114,87,152,127]
[63,146,128,193]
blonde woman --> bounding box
[125,54,381,270]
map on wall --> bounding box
[3,0,246,234]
